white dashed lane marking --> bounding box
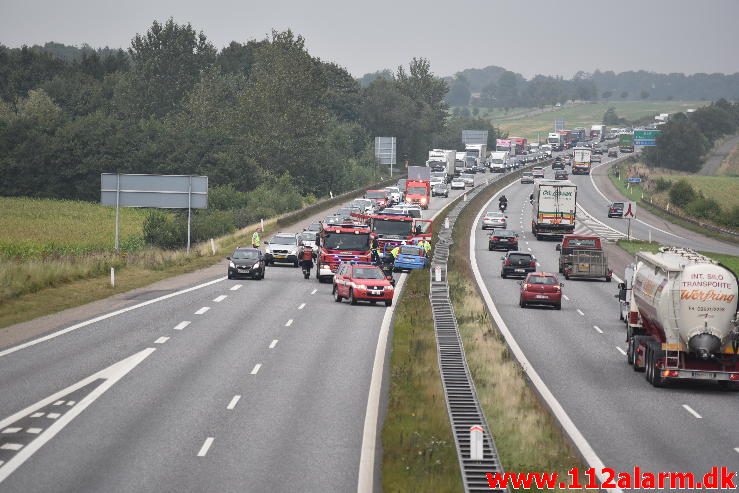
[576,309,584,316]
[26,428,42,435]
[311,289,317,295]
[1,427,21,434]
[154,337,169,344]
[269,339,278,349]
[46,413,61,419]
[197,437,214,457]
[173,321,191,331]
[285,319,293,327]
[213,295,227,303]
[616,347,627,356]
[593,325,603,334]
[0,443,23,451]
[682,405,702,419]
[298,303,305,310]
[195,307,210,315]
[227,395,241,410]
[250,364,262,375]
[230,284,242,291]
[563,295,569,301]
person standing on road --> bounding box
[252,228,261,249]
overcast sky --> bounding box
[1,0,738,79]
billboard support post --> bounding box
[187,176,192,254]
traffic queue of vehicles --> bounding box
[487,144,739,388]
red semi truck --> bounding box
[405,166,431,209]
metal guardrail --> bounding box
[429,180,507,493]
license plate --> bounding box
[275,255,286,259]
[238,269,248,273]
[515,269,525,273]
[578,263,589,270]
[369,290,383,296]
[690,372,715,379]
[536,295,548,299]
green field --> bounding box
[654,175,739,212]
[486,101,707,141]
[0,196,147,258]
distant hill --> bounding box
[448,65,512,92]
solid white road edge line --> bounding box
[197,437,214,457]
[0,348,155,484]
[357,190,462,493]
[0,277,226,359]
[682,404,702,419]
[470,179,623,493]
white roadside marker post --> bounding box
[210,238,216,255]
[110,267,115,288]
[444,217,449,229]
[435,266,441,282]
[470,425,483,460]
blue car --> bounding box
[392,245,429,271]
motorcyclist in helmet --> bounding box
[498,194,508,212]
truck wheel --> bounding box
[626,333,635,365]
[519,297,526,308]
[349,289,357,305]
[632,336,647,372]
[650,348,666,388]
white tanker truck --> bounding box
[619,248,739,388]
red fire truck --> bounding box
[353,212,432,259]
[316,222,372,282]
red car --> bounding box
[333,262,394,306]
[519,272,563,310]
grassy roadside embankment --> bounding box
[607,163,738,244]
[617,240,739,277]
[382,202,462,492]
[447,174,584,490]
[0,177,399,330]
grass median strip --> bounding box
[617,240,739,277]
[381,269,461,492]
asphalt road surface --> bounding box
[472,168,739,488]
[0,177,485,492]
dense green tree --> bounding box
[445,75,471,106]
[643,115,708,172]
[121,19,217,118]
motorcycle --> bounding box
[499,201,508,213]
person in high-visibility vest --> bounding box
[252,228,261,249]
[420,239,431,255]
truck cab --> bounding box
[316,222,372,282]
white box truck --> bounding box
[531,179,577,240]
[488,151,509,173]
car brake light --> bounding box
[529,261,536,268]
[730,374,739,381]
[492,236,499,241]
[504,259,511,266]
[628,312,639,325]
[661,370,679,378]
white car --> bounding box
[451,178,466,190]
[351,198,375,214]
[481,211,508,230]
[395,203,422,218]
[460,173,475,187]
[532,167,545,178]
[384,186,402,204]
[430,176,443,187]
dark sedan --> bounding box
[488,229,519,251]
[227,247,266,280]
[608,202,625,218]
[500,251,537,278]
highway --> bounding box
[0,179,477,492]
[573,150,738,256]
[471,165,739,485]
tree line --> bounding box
[440,65,739,109]
[0,19,495,210]
[643,99,739,172]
